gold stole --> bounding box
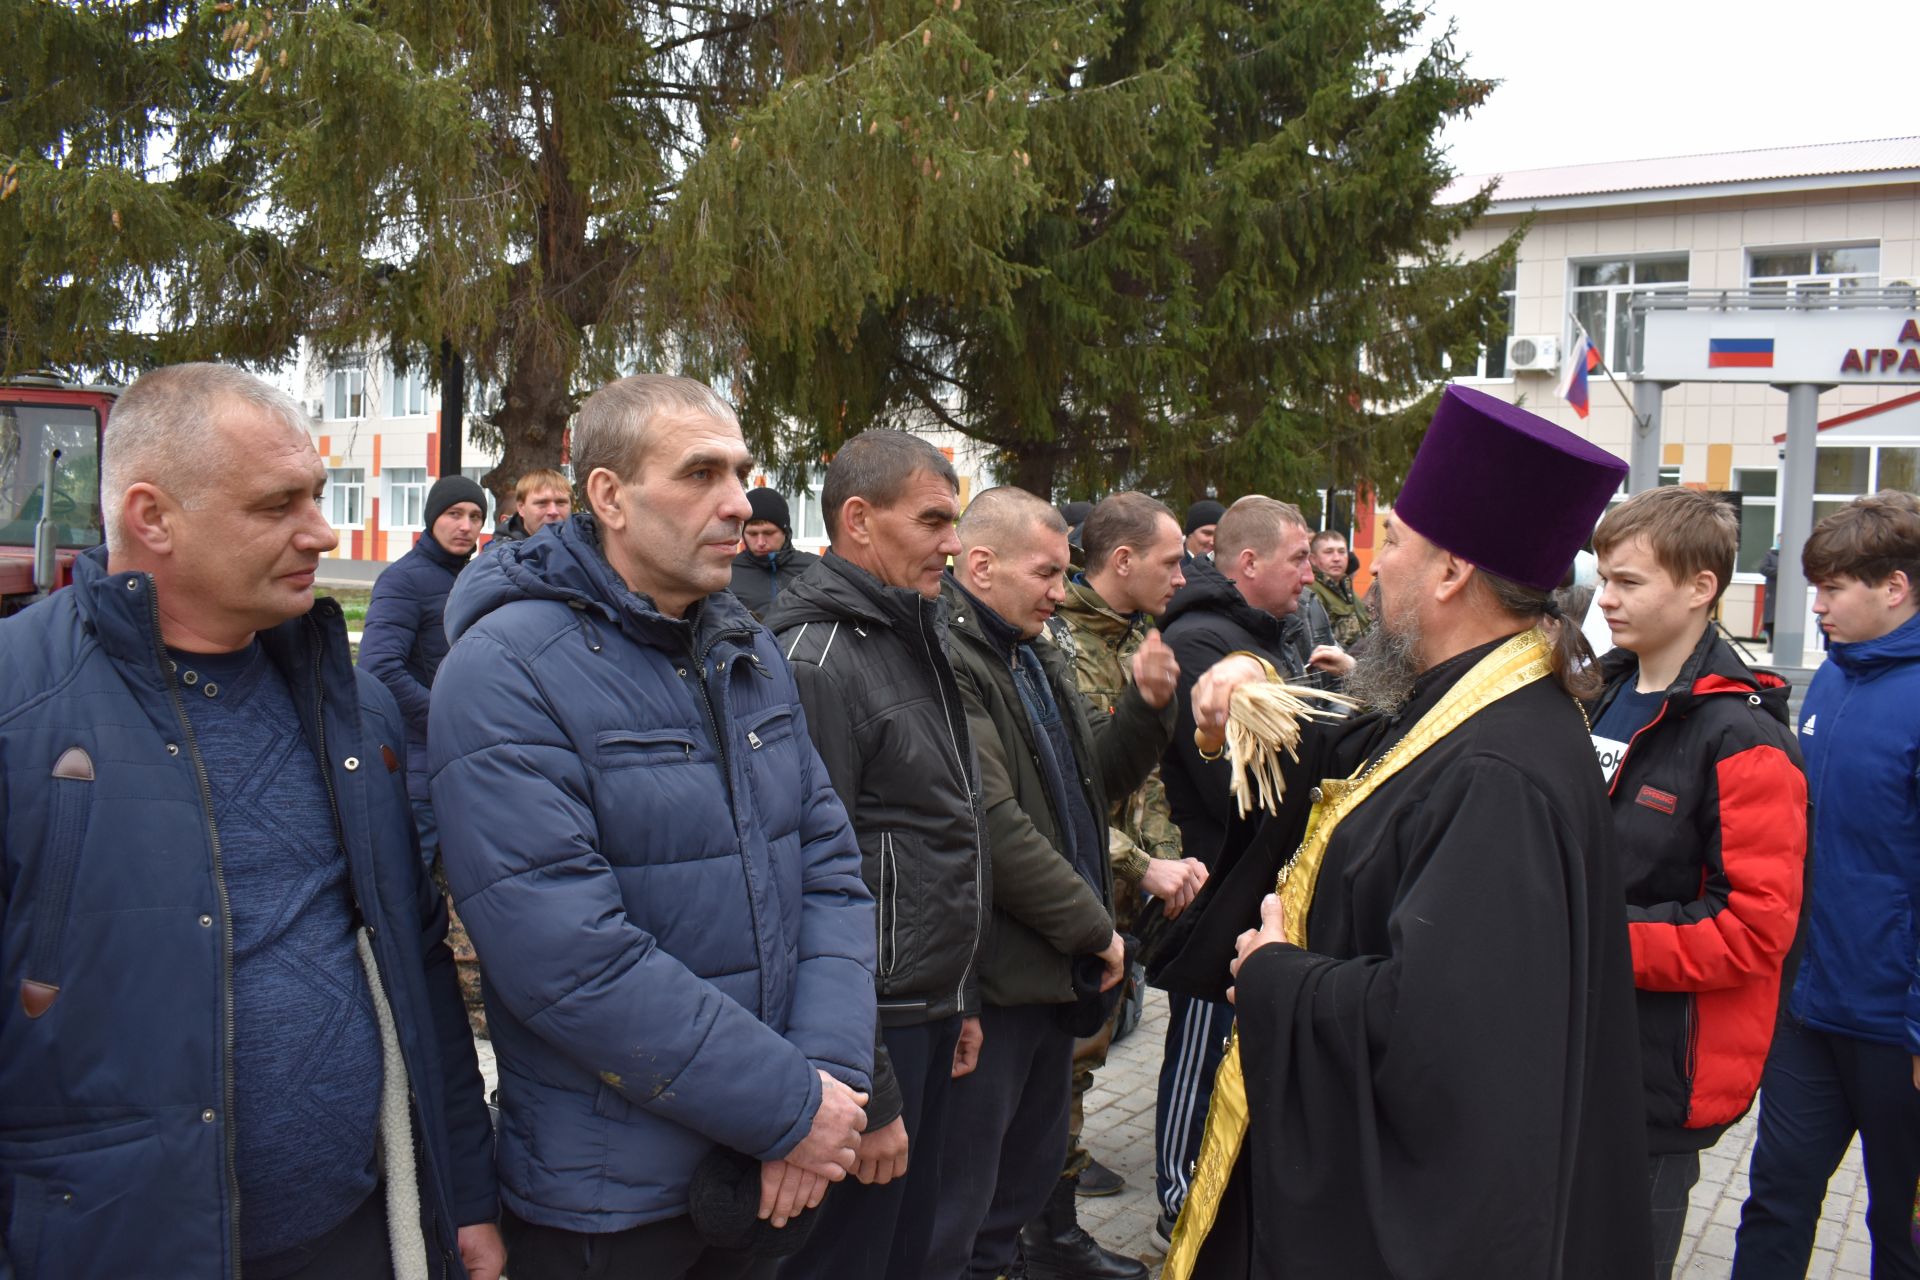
[1161,629,1554,1280]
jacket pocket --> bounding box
[877,834,898,979]
[21,748,96,1019]
[595,728,701,768]
[0,1115,163,1278]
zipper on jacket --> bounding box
[690,625,754,805]
[1605,698,1671,798]
[1683,993,1700,1111]
[146,579,244,1280]
[879,833,898,977]
[307,614,453,1260]
[921,608,986,1013]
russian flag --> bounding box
[1558,335,1598,419]
[1708,337,1775,369]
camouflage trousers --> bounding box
[433,864,489,1038]
[1063,987,1123,1178]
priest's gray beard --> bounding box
[1343,582,1423,714]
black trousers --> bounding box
[244,1191,394,1280]
[1733,1018,1920,1279]
[927,1003,1073,1279]
[778,1015,964,1280]
[503,1209,777,1280]
[1647,1151,1701,1280]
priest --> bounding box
[1162,384,1653,1280]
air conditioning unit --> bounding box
[1505,335,1561,373]
[306,399,326,419]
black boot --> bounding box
[1018,1176,1149,1280]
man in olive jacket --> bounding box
[927,487,1178,1280]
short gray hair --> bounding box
[102,363,311,554]
[1214,495,1308,566]
[572,374,738,484]
[820,430,958,543]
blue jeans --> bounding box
[1733,1018,1920,1278]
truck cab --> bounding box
[0,379,115,616]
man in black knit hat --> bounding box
[730,486,821,619]
[360,472,488,867]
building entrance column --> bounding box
[1628,379,1672,495]
[1771,382,1831,666]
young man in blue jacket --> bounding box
[1735,489,1920,1279]
[0,364,500,1279]
[430,374,875,1280]
[1588,487,1807,1279]
[358,473,487,867]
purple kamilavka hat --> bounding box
[1393,383,1627,592]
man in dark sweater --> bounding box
[0,363,499,1279]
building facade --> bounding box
[1441,137,1920,639]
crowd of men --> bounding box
[1,363,1917,1280]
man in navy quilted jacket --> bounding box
[430,374,877,1280]
[0,364,500,1279]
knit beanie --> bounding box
[746,487,793,538]
[1185,499,1226,536]
[424,475,488,532]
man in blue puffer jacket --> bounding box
[0,364,499,1279]
[430,374,876,1280]
[1735,490,1920,1279]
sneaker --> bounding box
[1155,1210,1177,1244]
[1075,1158,1127,1198]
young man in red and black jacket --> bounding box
[1588,486,1809,1280]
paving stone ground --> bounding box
[472,988,1877,1277]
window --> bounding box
[388,468,428,529]
[1813,444,1919,527]
[325,468,365,528]
[798,484,827,542]
[1470,265,1519,380]
[328,368,365,420]
[462,466,498,525]
[390,366,430,418]
[1748,244,1879,301]
[1569,255,1689,372]
[1733,468,1777,575]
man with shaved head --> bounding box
[0,363,502,1278]
[926,486,1177,1280]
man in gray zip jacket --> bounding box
[766,431,989,1280]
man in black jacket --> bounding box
[767,432,986,1280]
[928,487,1176,1280]
[730,487,821,619]
[1150,494,1341,1235]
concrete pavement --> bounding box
[471,987,1878,1277]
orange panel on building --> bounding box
[373,435,383,477]
[427,432,440,478]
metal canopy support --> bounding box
[1771,382,1829,667]
[438,341,464,481]
[1628,380,1668,494]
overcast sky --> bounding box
[1425,0,1915,178]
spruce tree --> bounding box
[725,0,1519,506]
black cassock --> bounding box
[1172,637,1653,1279]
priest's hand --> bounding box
[1192,654,1273,753]
[1131,629,1181,708]
[1226,894,1288,1005]
[1308,644,1355,677]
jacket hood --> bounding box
[1159,554,1281,643]
[445,511,756,651]
[764,551,929,632]
[1828,609,1920,675]
[1595,624,1792,727]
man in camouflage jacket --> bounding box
[1045,495,1209,1208]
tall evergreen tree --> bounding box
[0,0,1105,501]
[725,0,1518,505]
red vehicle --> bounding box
[0,378,116,616]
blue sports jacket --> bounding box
[0,550,496,1279]
[1790,610,1920,1051]
[429,514,874,1232]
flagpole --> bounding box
[1566,311,1646,422]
